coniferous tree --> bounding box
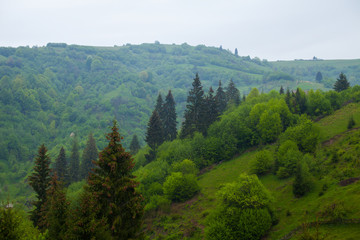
[295,88,307,114]
[180,73,205,138]
[129,134,141,155]
[88,120,143,239]
[226,79,240,106]
[293,163,312,197]
[204,87,218,133]
[315,71,323,82]
[334,72,350,92]
[155,93,165,123]
[215,80,227,114]
[28,144,51,227]
[163,90,177,141]
[69,136,80,183]
[235,48,238,56]
[279,86,284,94]
[54,147,67,183]
[80,133,98,180]
[145,110,163,162]
[45,174,68,240]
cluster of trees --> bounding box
[1,121,144,239]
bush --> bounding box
[348,115,356,129]
[170,159,198,175]
[144,195,171,213]
[251,149,273,175]
[163,172,199,202]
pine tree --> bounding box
[129,134,141,155]
[88,120,143,239]
[226,79,241,106]
[54,147,67,183]
[215,80,227,114]
[145,110,163,162]
[69,136,80,183]
[279,86,284,94]
[155,92,165,123]
[80,133,98,180]
[180,73,205,138]
[28,144,51,227]
[204,87,218,133]
[45,174,68,240]
[163,90,177,141]
[334,72,350,92]
[315,71,323,82]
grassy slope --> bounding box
[145,103,360,239]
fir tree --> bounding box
[215,80,227,114]
[180,73,205,138]
[204,87,218,133]
[315,71,323,82]
[145,110,163,162]
[69,136,80,183]
[279,86,284,95]
[129,134,141,155]
[54,147,67,183]
[88,120,144,239]
[163,90,177,141]
[155,92,165,123]
[226,79,240,106]
[28,144,51,227]
[45,174,68,240]
[80,133,98,180]
[334,72,350,92]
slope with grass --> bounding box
[143,100,360,239]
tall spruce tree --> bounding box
[80,133,98,180]
[226,79,240,106]
[88,121,143,239]
[163,90,177,141]
[334,72,350,92]
[215,80,227,114]
[129,134,141,155]
[69,136,80,183]
[28,144,51,227]
[180,73,205,138]
[279,86,284,94]
[204,87,218,133]
[155,92,165,123]
[54,147,67,183]
[145,110,163,162]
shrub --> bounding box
[144,195,171,213]
[348,115,356,129]
[170,159,198,175]
[251,149,274,175]
[163,172,199,202]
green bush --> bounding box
[170,159,198,175]
[144,195,171,213]
[163,172,199,202]
[251,149,274,175]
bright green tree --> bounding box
[88,121,144,239]
[257,111,282,144]
[163,172,199,202]
[28,144,51,228]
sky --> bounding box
[0,0,359,61]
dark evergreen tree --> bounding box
[129,134,141,155]
[293,163,312,198]
[80,133,98,180]
[145,110,164,162]
[226,79,240,106]
[45,174,68,240]
[204,87,218,133]
[334,72,350,92]
[180,73,205,138]
[215,80,227,114]
[88,121,143,239]
[155,92,165,123]
[28,144,51,228]
[69,136,80,183]
[348,115,356,129]
[54,147,67,183]
[279,86,284,95]
[163,90,177,141]
[295,88,307,114]
[315,71,323,82]
[235,48,238,56]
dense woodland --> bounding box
[1,43,360,239]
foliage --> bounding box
[334,72,350,92]
[54,147,67,183]
[170,159,198,175]
[251,149,274,175]
[28,144,51,228]
[68,137,80,183]
[293,163,313,197]
[145,110,163,162]
[129,134,141,155]
[162,90,178,141]
[276,140,302,178]
[87,121,143,239]
[80,133,98,180]
[347,115,355,129]
[163,172,199,202]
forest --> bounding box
[1,43,360,239]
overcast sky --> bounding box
[0,0,359,60]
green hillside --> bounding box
[141,98,360,240]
